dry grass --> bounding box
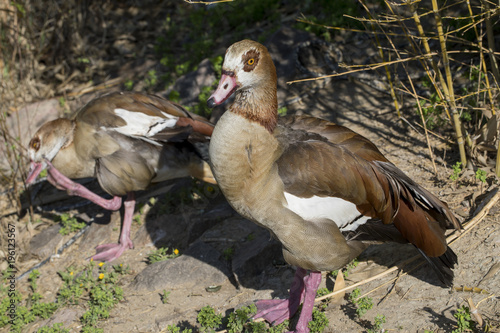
[293,0,500,177]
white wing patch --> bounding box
[284,192,370,231]
[112,108,179,138]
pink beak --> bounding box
[26,161,44,184]
[207,74,238,108]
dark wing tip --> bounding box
[416,246,457,287]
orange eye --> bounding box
[30,138,40,151]
[247,58,255,66]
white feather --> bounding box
[284,192,370,231]
[112,108,178,137]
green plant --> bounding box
[316,287,330,297]
[27,270,58,319]
[308,307,329,333]
[37,323,70,333]
[197,305,222,333]
[295,0,362,40]
[450,162,462,181]
[367,314,386,333]
[475,169,487,183]
[112,263,130,275]
[277,106,287,116]
[29,270,40,292]
[413,75,448,131]
[166,325,193,333]
[222,247,234,261]
[79,267,123,329]
[57,265,87,305]
[58,213,86,235]
[169,90,181,103]
[349,288,373,317]
[210,56,223,79]
[124,79,134,91]
[331,258,359,278]
[452,305,476,333]
[0,270,59,333]
[133,213,142,225]
[226,304,258,333]
[175,61,192,77]
[55,261,124,332]
[146,247,180,264]
[144,70,158,89]
[39,169,48,178]
[153,180,211,216]
[160,290,170,304]
[267,320,289,333]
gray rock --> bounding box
[2,98,61,174]
[231,226,283,287]
[130,241,230,291]
[29,224,63,259]
[199,216,285,287]
[169,58,216,107]
[133,212,218,249]
[43,307,83,328]
[78,211,119,253]
[133,188,234,249]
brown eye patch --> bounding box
[242,49,260,72]
[30,137,41,151]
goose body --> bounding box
[27,91,215,262]
[207,40,460,332]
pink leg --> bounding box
[46,161,122,211]
[91,192,135,262]
[294,271,322,333]
[254,267,308,325]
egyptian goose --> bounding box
[207,40,461,332]
[26,91,216,262]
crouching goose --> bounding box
[207,40,461,332]
[27,91,216,262]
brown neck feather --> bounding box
[230,85,278,133]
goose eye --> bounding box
[30,138,40,151]
[247,58,255,66]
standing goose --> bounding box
[207,40,461,332]
[27,91,216,262]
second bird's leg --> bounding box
[91,192,135,262]
[45,160,122,210]
[253,267,308,325]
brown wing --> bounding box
[279,115,389,162]
[276,115,461,258]
[276,137,396,223]
[75,92,214,136]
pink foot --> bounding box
[90,192,136,262]
[255,299,297,325]
[91,239,134,262]
[254,268,307,324]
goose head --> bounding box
[207,40,278,132]
[26,118,75,184]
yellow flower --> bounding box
[174,249,179,255]
[120,264,123,267]
[70,272,73,276]
[98,262,104,267]
[90,258,94,262]
[98,273,105,280]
